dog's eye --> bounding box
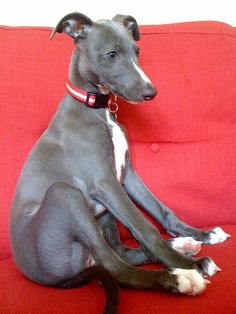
[107,51,119,61]
[136,47,140,57]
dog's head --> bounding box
[51,12,157,103]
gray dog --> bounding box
[10,12,230,313]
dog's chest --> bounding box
[106,111,128,181]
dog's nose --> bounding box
[143,85,157,101]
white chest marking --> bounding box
[106,110,128,181]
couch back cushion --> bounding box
[1,21,236,257]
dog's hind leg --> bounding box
[15,182,209,299]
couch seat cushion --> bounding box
[1,225,235,313]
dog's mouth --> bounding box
[98,83,144,104]
[113,93,150,105]
[98,83,157,104]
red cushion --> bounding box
[1,225,235,313]
[1,21,236,252]
[117,21,236,239]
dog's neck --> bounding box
[69,49,105,95]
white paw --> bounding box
[170,237,202,256]
[207,227,231,244]
[171,268,210,296]
[203,258,221,277]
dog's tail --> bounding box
[55,265,119,314]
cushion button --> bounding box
[150,143,160,153]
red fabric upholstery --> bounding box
[0,21,236,313]
[1,225,235,313]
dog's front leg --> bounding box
[123,160,230,245]
[98,212,151,265]
[92,176,218,276]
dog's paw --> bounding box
[195,257,221,277]
[170,268,210,296]
[204,227,231,244]
[169,237,202,256]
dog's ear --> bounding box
[112,14,140,41]
[50,12,93,40]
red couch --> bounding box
[1,20,236,313]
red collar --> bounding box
[66,80,115,109]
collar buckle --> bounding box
[86,92,110,109]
